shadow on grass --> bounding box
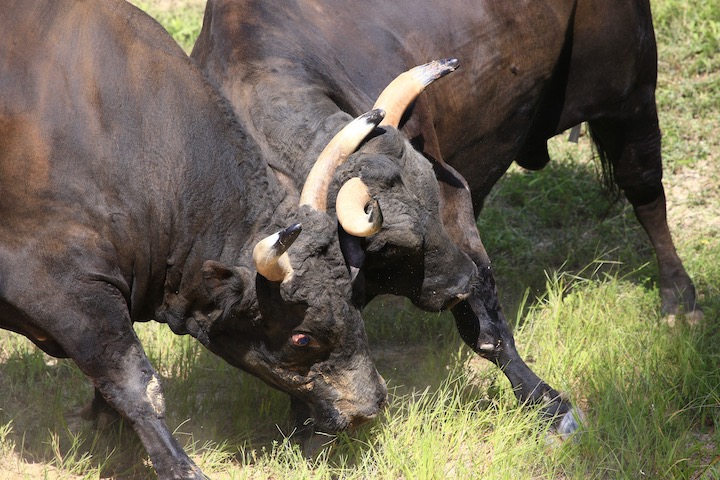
[0,332,298,478]
[0,345,153,477]
[477,153,660,322]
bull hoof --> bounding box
[665,309,704,327]
[553,406,585,440]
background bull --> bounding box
[193,0,699,320]
[190,0,702,437]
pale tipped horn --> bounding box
[336,177,383,237]
[253,223,302,282]
[373,58,459,127]
[299,109,385,211]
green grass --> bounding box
[0,0,717,478]
[132,0,204,52]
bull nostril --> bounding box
[346,389,386,432]
[348,413,376,431]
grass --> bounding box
[132,0,204,52]
[0,0,717,478]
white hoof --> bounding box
[665,309,704,327]
[685,309,704,325]
[556,407,585,441]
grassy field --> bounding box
[0,0,718,478]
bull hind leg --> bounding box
[588,106,699,321]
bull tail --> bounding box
[586,123,622,202]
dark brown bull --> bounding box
[0,0,480,477]
[191,0,700,438]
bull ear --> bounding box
[200,261,256,336]
[339,227,366,283]
[339,228,366,307]
[202,260,254,301]
[198,260,255,328]
[202,260,234,290]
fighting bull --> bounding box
[191,0,700,436]
[0,0,483,478]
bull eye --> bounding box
[291,333,311,347]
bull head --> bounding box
[199,109,390,438]
[253,60,460,284]
[253,109,386,282]
[331,58,479,313]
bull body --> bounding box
[0,1,399,478]
[192,0,698,433]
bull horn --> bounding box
[299,109,385,211]
[253,223,302,282]
[373,58,459,127]
[336,177,383,237]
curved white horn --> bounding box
[336,177,383,237]
[299,109,385,211]
[373,58,459,127]
[253,223,302,282]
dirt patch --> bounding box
[665,158,720,242]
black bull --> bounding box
[191,0,700,438]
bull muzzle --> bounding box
[308,364,388,434]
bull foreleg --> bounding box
[423,140,582,435]
[34,283,207,480]
[452,296,582,437]
[77,336,205,480]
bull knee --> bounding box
[145,373,166,418]
[476,329,502,353]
